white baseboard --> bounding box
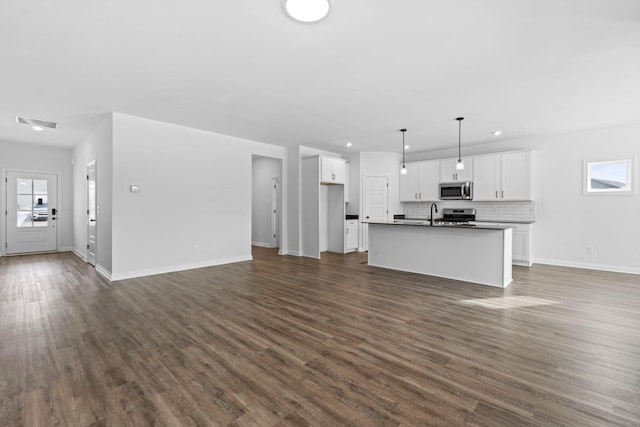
[110,255,253,281]
[534,258,640,275]
[96,264,112,281]
[60,246,74,252]
[252,241,272,248]
[72,248,87,261]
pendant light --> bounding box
[400,129,408,175]
[456,117,465,170]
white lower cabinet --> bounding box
[472,222,532,266]
[345,220,358,252]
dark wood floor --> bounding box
[1,248,639,426]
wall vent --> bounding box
[16,116,58,129]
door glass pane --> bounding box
[17,194,33,228]
[34,179,48,195]
[17,179,32,194]
[33,195,48,227]
[15,178,48,227]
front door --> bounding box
[87,160,97,266]
[6,171,58,254]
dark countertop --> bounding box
[474,220,535,224]
[363,220,512,230]
[345,215,359,220]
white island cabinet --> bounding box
[367,222,513,287]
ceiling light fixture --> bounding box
[492,130,502,136]
[32,126,44,132]
[400,129,408,175]
[346,142,352,147]
[283,0,332,23]
[456,117,465,171]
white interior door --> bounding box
[6,171,58,254]
[363,176,388,251]
[87,160,97,266]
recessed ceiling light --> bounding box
[404,145,410,149]
[32,126,44,132]
[346,142,352,147]
[283,0,332,23]
[492,130,502,136]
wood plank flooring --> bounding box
[1,248,639,426]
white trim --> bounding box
[95,264,112,281]
[72,247,87,261]
[534,258,640,275]
[110,255,253,281]
[252,241,272,248]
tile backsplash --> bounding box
[403,201,536,222]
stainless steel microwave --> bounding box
[439,182,473,200]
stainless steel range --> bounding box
[433,208,476,226]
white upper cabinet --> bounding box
[473,154,501,200]
[440,157,474,182]
[399,161,439,202]
[473,151,532,201]
[399,163,420,202]
[321,157,346,184]
[501,151,532,200]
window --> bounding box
[584,159,634,195]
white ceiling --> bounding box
[2,0,639,155]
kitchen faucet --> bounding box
[430,203,438,226]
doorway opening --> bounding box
[252,156,283,252]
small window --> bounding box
[584,159,634,195]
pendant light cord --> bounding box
[458,119,462,162]
[401,129,407,167]
[456,117,464,162]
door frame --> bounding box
[87,160,97,266]
[271,177,281,249]
[2,168,61,256]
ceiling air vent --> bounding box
[16,116,58,129]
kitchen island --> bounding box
[366,221,513,287]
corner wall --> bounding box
[72,115,114,276]
[110,113,286,280]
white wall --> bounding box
[110,113,286,280]
[406,123,640,274]
[251,156,281,247]
[0,140,73,254]
[72,115,114,275]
